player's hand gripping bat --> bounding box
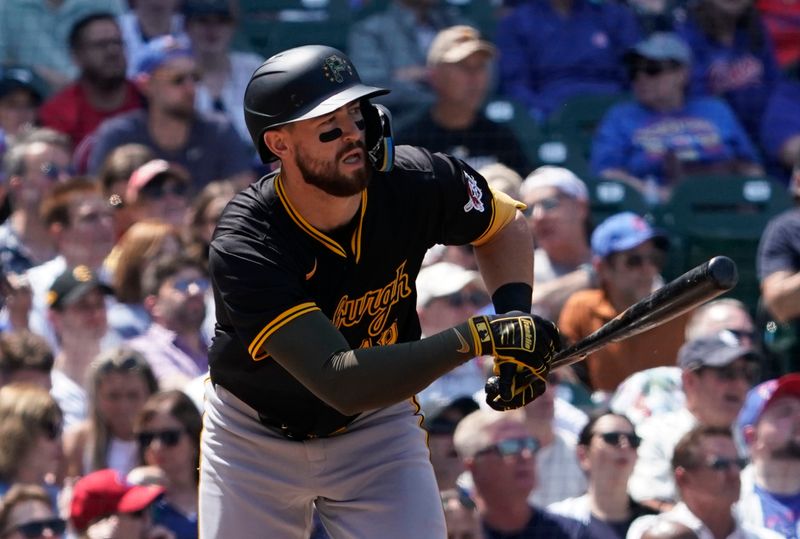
[489,256,738,409]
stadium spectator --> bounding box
[26,179,115,351]
[424,396,479,491]
[62,347,158,479]
[184,0,264,145]
[0,129,72,275]
[97,143,155,240]
[87,36,253,191]
[0,0,124,91]
[737,374,800,539]
[640,520,699,539]
[124,160,190,229]
[760,80,800,182]
[134,390,201,539]
[119,0,186,79]
[106,220,182,341]
[685,298,757,346]
[415,261,489,412]
[591,32,763,199]
[676,0,781,146]
[452,408,587,538]
[494,0,641,122]
[47,265,114,429]
[520,166,593,322]
[0,330,54,390]
[440,488,481,539]
[0,483,66,539]
[0,66,45,144]
[69,468,173,539]
[397,25,530,175]
[39,13,143,157]
[347,0,467,124]
[127,255,209,390]
[757,160,800,374]
[0,384,63,502]
[479,162,524,202]
[756,0,800,70]
[547,411,655,537]
[627,425,782,539]
[0,273,33,334]
[182,180,237,267]
[628,332,760,512]
[558,212,688,392]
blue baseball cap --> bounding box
[677,330,760,371]
[738,373,800,435]
[591,212,669,258]
[626,32,692,65]
[135,35,194,76]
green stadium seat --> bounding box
[656,174,792,309]
[585,177,651,227]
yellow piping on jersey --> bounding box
[471,188,526,247]
[276,175,368,260]
[248,302,320,360]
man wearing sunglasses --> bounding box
[559,211,687,393]
[124,159,190,228]
[591,32,763,202]
[630,331,761,514]
[628,425,782,539]
[737,374,800,538]
[453,409,586,538]
[127,254,209,391]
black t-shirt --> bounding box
[757,207,800,281]
[208,145,498,432]
[483,509,587,539]
[397,111,531,176]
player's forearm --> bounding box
[473,211,533,299]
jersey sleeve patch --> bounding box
[248,302,320,360]
[471,188,526,247]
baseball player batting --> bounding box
[200,44,559,538]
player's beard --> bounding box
[296,141,371,197]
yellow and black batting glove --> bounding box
[468,312,560,407]
[485,373,548,411]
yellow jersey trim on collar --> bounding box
[276,175,367,261]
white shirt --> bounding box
[50,369,87,429]
[626,502,784,539]
[528,429,588,507]
[548,493,592,523]
[629,407,698,503]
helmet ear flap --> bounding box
[361,102,394,173]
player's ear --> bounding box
[264,130,290,159]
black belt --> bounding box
[257,412,351,441]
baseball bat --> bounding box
[549,255,738,369]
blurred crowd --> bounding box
[0,0,798,538]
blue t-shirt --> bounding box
[495,0,641,121]
[677,16,781,145]
[753,484,800,539]
[760,80,800,181]
[484,509,587,539]
[590,96,760,183]
[153,498,198,539]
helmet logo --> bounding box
[323,55,353,83]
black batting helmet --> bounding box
[244,45,390,163]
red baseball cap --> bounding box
[126,159,189,204]
[70,469,165,532]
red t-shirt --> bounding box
[39,80,144,147]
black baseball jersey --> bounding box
[208,145,516,433]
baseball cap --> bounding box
[591,211,669,258]
[626,32,692,65]
[184,0,233,19]
[738,373,800,434]
[520,166,588,201]
[135,35,194,76]
[416,262,482,307]
[427,25,496,67]
[126,159,190,204]
[0,65,46,103]
[70,469,165,532]
[425,396,480,435]
[47,265,113,310]
[677,330,761,371]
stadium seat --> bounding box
[656,174,792,308]
[586,177,651,227]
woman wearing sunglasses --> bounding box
[548,411,656,538]
[0,483,65,539]
[133,391,201,539]
[0,385,63,508]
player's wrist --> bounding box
[466,315,492,356]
